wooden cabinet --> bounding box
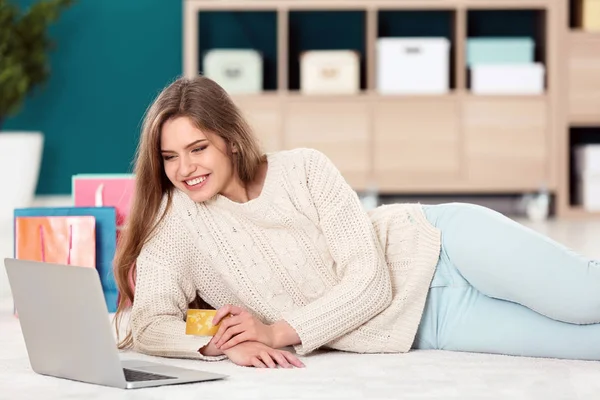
[233,94,283,154]
[282,97,371,189]
[184,0,567,213]
[463,97,548,189]
[373,97,461,191]
[569,33,600,125]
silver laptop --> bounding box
[4,258,227,389]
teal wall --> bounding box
[5,0,183,195]
[5,1,539,195]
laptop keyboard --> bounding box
[123,368,176,382]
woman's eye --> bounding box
[163,155,175,161]
[192,146,207,153]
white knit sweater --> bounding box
[130,148,441,361]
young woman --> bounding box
[113,75,600,369]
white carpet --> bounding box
[1,299,599,400]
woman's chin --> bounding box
[178,184,214,203]
[188,190,214,203]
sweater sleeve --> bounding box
[280,149,393,355]
[129,206,226,361]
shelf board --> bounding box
[569,115,600,127]
[230,90,549,101]
[233,90,461,101]
[463,93,548,101]
[374,181,557,194]
[186,0,556,11]
[569,30,600,42]
[562,206,600,219]
[230,91,283,99]
[370,91,460,101]
[285,91,373,102]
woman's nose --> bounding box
[178,156,195,176]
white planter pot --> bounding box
[0,131,44,223]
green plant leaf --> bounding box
[0,0,76,122]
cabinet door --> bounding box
[283,99,370,190]
[233,95,283,154]
[373,98,460,191]
[464,98,548,189]
[569,33,600,125]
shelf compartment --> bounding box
[568,32,600,125]
[376,10,457,91]
[282,99,370,189]
[463,97,548,188]
[372,97,461,191]
[569,127,600,209]
[465,9,548,93]
[571,0,600,31]
[288,10,367,92]
[198,11,279,91]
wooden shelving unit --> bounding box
[557,0,600,217]
[182,0,597,218]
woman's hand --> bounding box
[212,305,275,350]
[223,341,305,369]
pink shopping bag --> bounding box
[72,174,135,227]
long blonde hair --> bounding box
[113,75,265,349]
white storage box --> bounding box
[574,145,600,211]
[300,50,360,95]
[576,171,600,211]
[471,63,545,95]
[575,144,600,174]
[377,37,450,95]
[203,49,263,94]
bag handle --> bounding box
[39,224,73,265]
[95,183,104,207]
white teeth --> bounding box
[186,176,206,186]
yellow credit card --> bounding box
[185,309,219,336]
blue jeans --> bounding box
[413,203,600,361]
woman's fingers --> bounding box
[259,351,277,368]
[212,315,241,344]
[215,323,245,349]
[281,350,306,368]
[220,331,252,350]
[269,350,292,369]
[251,357,266,368]
[213,304,245,325]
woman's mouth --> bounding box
[183,174,209,190]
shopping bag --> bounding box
[72,174,135,227]
[14,207,118,312]
[14,207,117,288]
[12,215,97,317]
[15,216,96,267]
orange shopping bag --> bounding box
[15,216,96,268]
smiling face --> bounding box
[160,116,238,203]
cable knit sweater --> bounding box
[130,148,441,361]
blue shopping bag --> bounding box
[14,206,118,312]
